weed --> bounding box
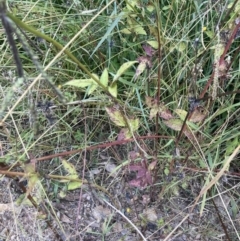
[0,0,239,240]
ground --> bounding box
[1,146,239,241]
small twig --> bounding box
[175,110,192,146]
[17,25,43,55]
[162,213,189,241]
[197,89,240,102]
[102,199,147,241]
[211,198,231,241]
[75,106,87,231]
[12,23,65,102]
[0,3,24,78]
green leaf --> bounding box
[62,159,77,176]
[100,68,108,87]
[63,79,94,88]
[174,109,187,121]
[134,61,147,80]
[26,174,39,197]
[204,30,214,39]
[117,118,139,141]
[163,119,183,131]
[113,61,137,82]
[90,12,124,58]
[108,82,118,97]
[146,4,155,12]
[106,106,126,127]
[162,5,170,10]
[176,42,186,52]
[59,190,67,198]
[121,28,132,34]
[133,25,147,35]
[126,0,139,10]
[225,137,239,157]
[87,74,100,95]
[129,118,139,131]
[62,160,82,190]
[146,40,158,49]
[163,118,194,140]
[175,108,206,123]
[64,74,100,96]
[87,84,98,95]
[164,167,169,175]
[67,181,82,190]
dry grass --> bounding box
[0,0,240,240]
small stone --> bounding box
[143,208,158,222]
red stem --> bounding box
[33,135,173,162]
